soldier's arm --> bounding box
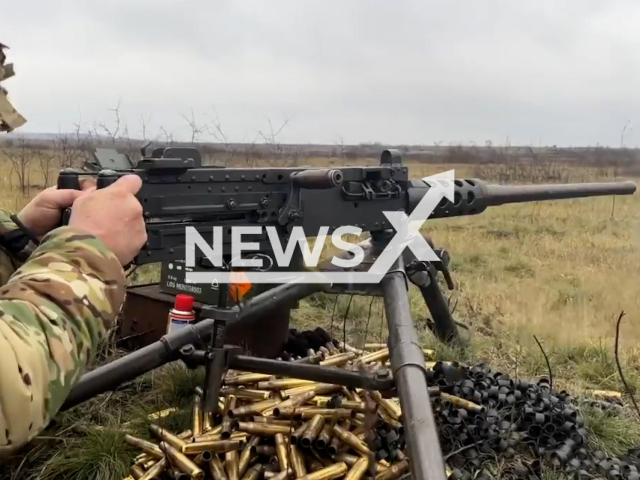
[0,210,37,283]
[0,219,125,455]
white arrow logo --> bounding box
[185,170,456,284]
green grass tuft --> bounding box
[581,405,640,458]
[36,429,134,480]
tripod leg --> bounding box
[418,269,462,345]
[381,259,447,480]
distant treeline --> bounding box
[1,135,639,169]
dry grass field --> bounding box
[1,146,640,479]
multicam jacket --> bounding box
[0,210,125,455]
[0,42,27,132]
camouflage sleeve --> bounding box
[0,225,125,455]
[0,210,37,285]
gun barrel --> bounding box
[484,180,637,207]
[409,179,637,219]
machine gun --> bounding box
[56,147,636,480]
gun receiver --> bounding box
[57,147,636,265]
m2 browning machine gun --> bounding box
[56,147,636,480]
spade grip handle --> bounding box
[58,169,120,226]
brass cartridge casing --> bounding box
[375,460,410,480]
[252,445,277,456]
[229,398,280,418]
[239,436,261,476]
[300,409,354,420]
[300,414,325,448]
[182,439,244,455]
[331,425,370,456]
[226,374,274,385]
[258,378,316,389]
[315,424,333,450]
[237,422,292,436]
[124,435,164,459]
[139,458,167,480]
[289,442,307,477]
[130,464,145,480]
[223,388,272,401]
[344,456,369,480]
[241,464,263,480]
[193,395,203,436]
[225,450,240,480]
[290,421,310,445]
[149,424,187,449]
[208,455,228,480]
[160,442,205,480]
[275,433,289,471]
[297,462,348,480]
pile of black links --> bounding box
[278,329,640,479]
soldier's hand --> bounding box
[68,175,147,266]
[17,179,96,240]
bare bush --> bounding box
[2,136,31,195]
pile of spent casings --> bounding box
[118,328,640,480]
[120,336,434,480]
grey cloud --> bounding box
[2,0,640,146]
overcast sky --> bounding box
[2,1,640,146]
